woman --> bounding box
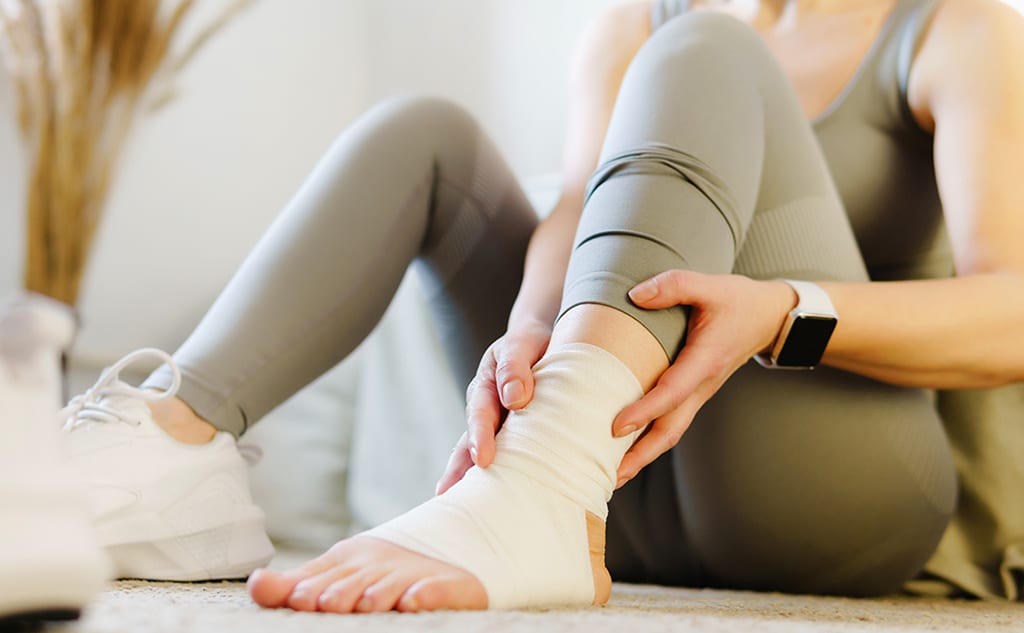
[63,0,1024,612]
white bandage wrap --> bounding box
[363,343,643,609]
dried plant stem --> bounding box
[0,0,248,305]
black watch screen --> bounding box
[775,314,837,367]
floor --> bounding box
[54,574,1024,633]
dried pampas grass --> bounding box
[0,0,248,305]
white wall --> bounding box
[0,0,617,364]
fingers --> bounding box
[464,345,502,468]
[462,328,550,470]
[494,331,549,411]
[465,375,501,468]
[436,433,474,495]
[628,269,710,309]
[610,342,721,485]
[611,344,719,437]
[615,400,700,488]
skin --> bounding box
[153,0,1024,613]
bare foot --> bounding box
[247,512,611,613]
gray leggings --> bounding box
[147,12,956,596]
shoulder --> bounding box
[922,0,1024,57]
[573,2,654,76]
[582,1,654,47]
[591,0,655,28]
[908,0,1024,131]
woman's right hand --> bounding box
[435,321,552,495]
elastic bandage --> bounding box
[364,342,643,608]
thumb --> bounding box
[628,270,708,309]
[501,332,550,410]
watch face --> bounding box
[776,314,837,367]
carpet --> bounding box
[56,552,1024,633]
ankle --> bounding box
[146,394,217,445]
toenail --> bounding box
[400,595,419,612]
[317,592,336,609]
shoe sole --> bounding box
[95,464,275,581]
[104,507,275,581]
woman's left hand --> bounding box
[612,270,798,488]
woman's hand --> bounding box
[611,270,797,488]
[435,321,552,495]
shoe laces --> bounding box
[61,348,182,431]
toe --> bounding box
[248,554,338,609]
[248,569,297,608]
[318,570,388,614]
[402,574,488,612]
[286,566,357,612]
[354,571,420,613]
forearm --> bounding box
[506,196,582,331]
[819,273,1024,389]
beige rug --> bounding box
[62,573,1024,633]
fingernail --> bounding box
[470,445,478,463]
[356,596,372,611]
[615,424,638,438]
[615,477,628,489]
[629,279,658,303]
[502,379,524,406]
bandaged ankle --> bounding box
[363,342,643,608]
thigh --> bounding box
[610,362,958,596]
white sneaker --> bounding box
[63,348,275,581]
[0,295,109,624]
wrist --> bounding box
[756,279,838,369]
[759,280,799,356]
[507,314,553,336]
[503,301,552,329]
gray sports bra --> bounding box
[653,0,948,283]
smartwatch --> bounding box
[754,280,838,370]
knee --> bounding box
[633,11,764,75]
[358,95,481,146]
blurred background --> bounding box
[0,0,618,359]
